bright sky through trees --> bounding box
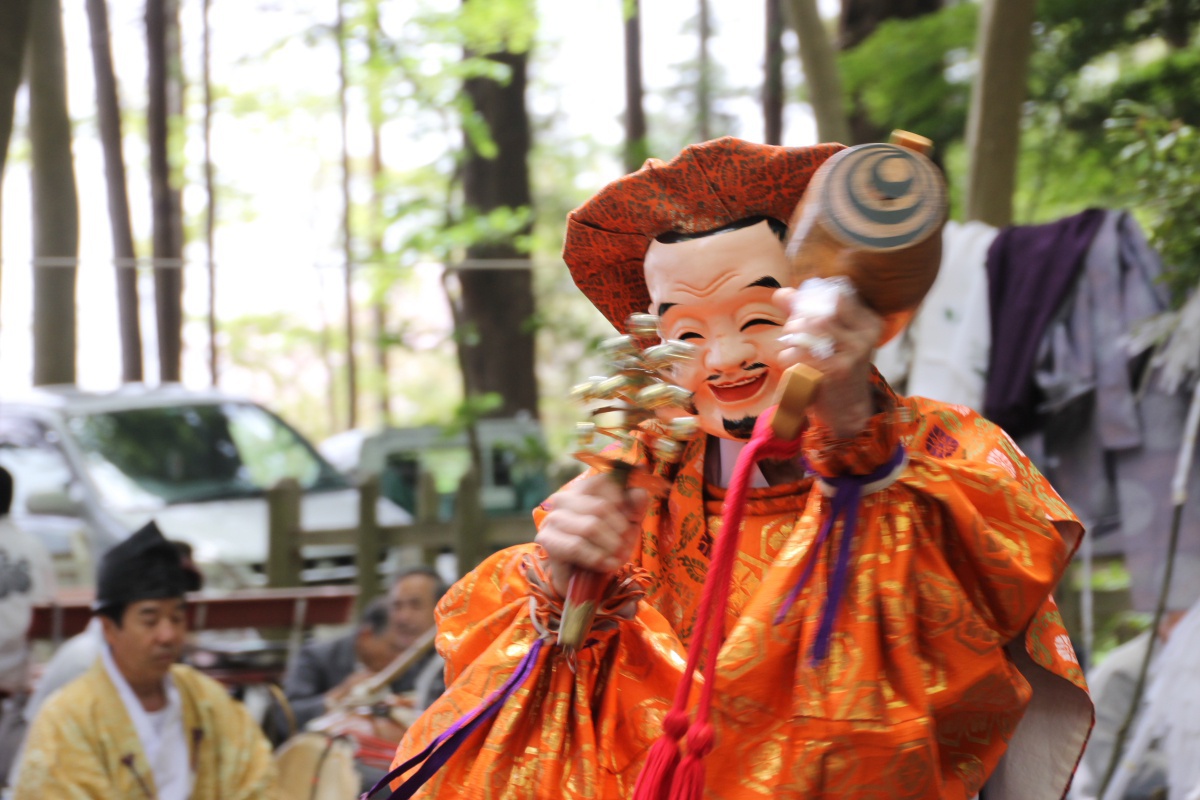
[0,1,832,407]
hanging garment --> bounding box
[984,208,1107,436]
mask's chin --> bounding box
[721,415,757,440]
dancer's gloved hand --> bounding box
[535,473,650,596]
[774,279,882,439]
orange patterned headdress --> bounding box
[562,137,845,333]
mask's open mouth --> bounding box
[709,371,768,404]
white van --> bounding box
[319,415,552,519]
[0,385,411,588]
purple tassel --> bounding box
[361,637,546,800]
[773,446,905,665]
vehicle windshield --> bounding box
[67,402,347,511]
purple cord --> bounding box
[361,637,547,800]
[773,445,905,665]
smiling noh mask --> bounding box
[563,138,845,439]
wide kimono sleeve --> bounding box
[390,541,689,799]
[11,692,115,800]
[205,677,278,800]
[785,382,1092,800]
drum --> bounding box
[274,732,360,800]
[273,629,435,795]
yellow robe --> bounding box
[13,660,277,800]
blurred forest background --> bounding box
[0,0,1198,462]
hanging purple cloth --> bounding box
[983,208,1107,436]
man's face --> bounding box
[644,221,791,440]
[101,597,187,687]
[388,574,438,650]
[355,627,400,673]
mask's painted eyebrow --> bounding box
[658,276,777,317]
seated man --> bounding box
[12,522,277,799]
[21,541,200,729]
[0,467,55,700]
[280,597,400,732]
[279,566,447,736]
[384,566,446,710]
[0,466,55,786]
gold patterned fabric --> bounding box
[13,660,278,799]
[391,376,1089,799]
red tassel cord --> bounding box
[635,412,803,800]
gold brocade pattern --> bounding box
[391,376,1088,799]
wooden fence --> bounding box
[264,470,537,604]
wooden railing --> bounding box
[30,585,358,642]
[264,470,537,603]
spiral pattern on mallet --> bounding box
[819,143,945,251]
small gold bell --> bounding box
[625,313,660,338]
[576,421,596,447]
[667,416,701,440]
[635,383,693,409]
[594,375,636,399]
[599,335,639,359]
[653,437,683,463]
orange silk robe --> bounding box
[392,381,1091,799]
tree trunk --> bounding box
[839,0,941,144]
[146,0,183,383]
[0,0,34,314]
[0,0,32,182]
[166,0,185,375]
[459,40,538,420]
[336,0,358,428]
[367,0,390,425]
[763,0,784,145]
[622,0,648,173]
[963,0,1036,227]
[839,0,943,48]
[27,0,78,386]
[201,0,217,385]
[697,0,712,141]
[783,0,850,144]
[86,0,143,384]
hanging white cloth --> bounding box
[875,219,996,411]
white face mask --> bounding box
[645,221,791,440]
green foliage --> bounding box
[839,3,978,150]
[1035,0,1151,76]
[444,392,505,439]
[834,0,1200,234]
[1106,100,1200,304]
[1013,121,1124,223]
[1065,559,1145,661]
[1092,610,1152,661]
[1015,0,1200,226]
[1060,46,1200,141]
[458,0,536,55]
[220,312,344,441]
[1069,557,1133,592]
[1035,0,1200,74]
